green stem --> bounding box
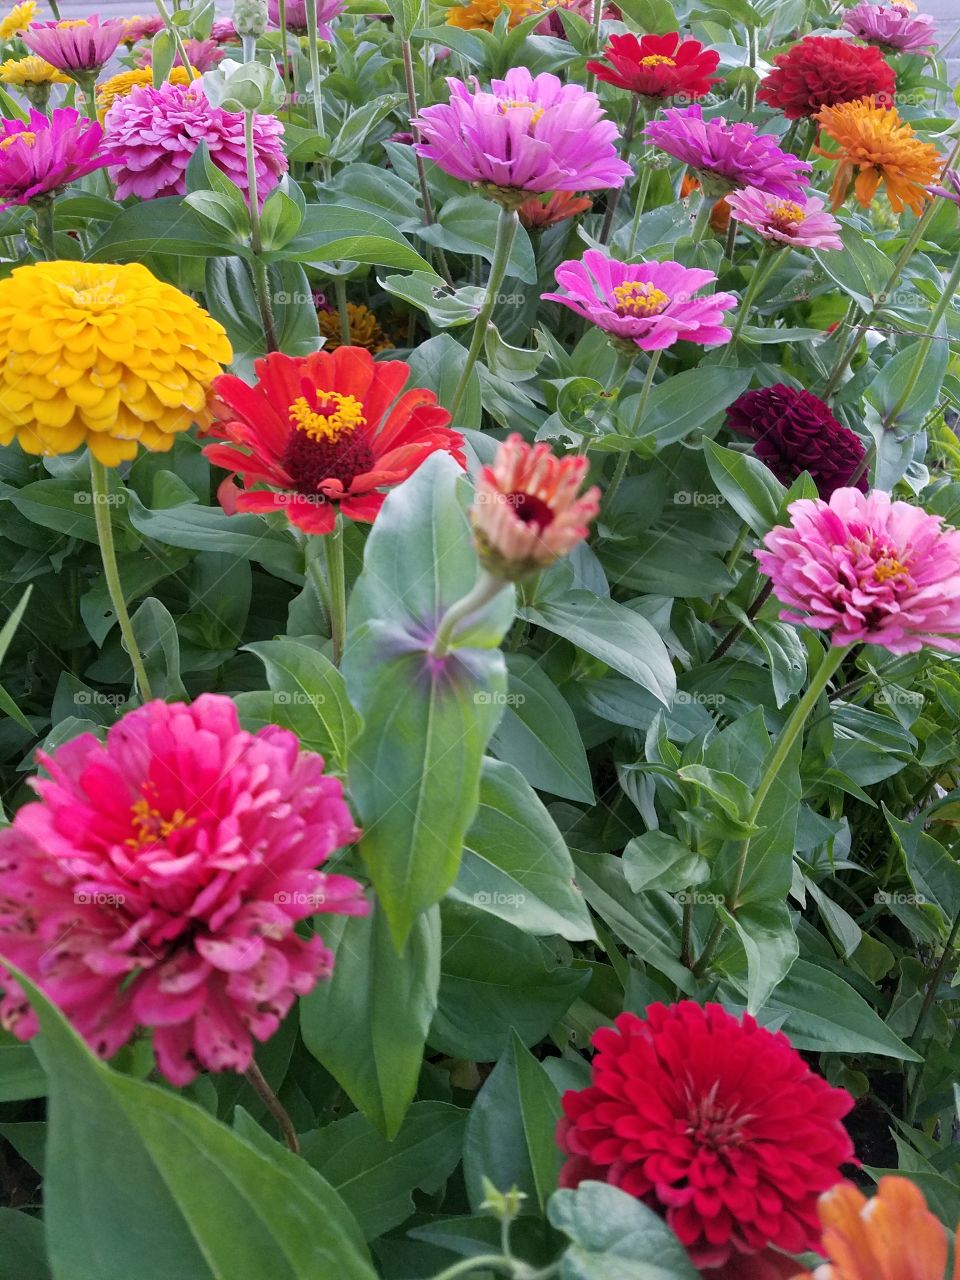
[598,96,640,246]
[743,23,758,113]
[431,1257,515,1280]
[305,0,326,140]
[689,194,714,244]
[278,0,292,116]
[904,908,960,1124]
[626,165,653,256]
[400,37,452,284]
[447,204,519,421]
[89,456,153,703]
[153,0,195,78]
[32,198,56,259]
[605,349,660,509]
[334,276,351,346]
[692,644,850,976]
[431,570,507,659]
[245,1059,300,1155]
[323,515,347,666]
[722,244,781,358]
[882,252,960,429]
[245,111,280,352]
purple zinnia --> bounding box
[644,104,811,199]
[24,15,124,73]
[103,81,286,205]
[726,384,868,497]
[928,168,960,207]
[725,187,843,250]
[843,2,937,54]
[268,0,343,38]
[0,107,108,210]
[542,250,737,351]
[413,68,633,198]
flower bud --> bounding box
[233,0,268,36]
[202,57,286,114]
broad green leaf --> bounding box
[0,1029,45,1102]
[0,1209,49,1280]
[622,831,709,894]
[417,196,537,284]
[549,1181,700,1280]
[631,367,753,447]
[702,439,786,536]
[866,336,950,430]
[720,901,798,1014]
[886,808,960,926]
[131,598,187,701]
[88,197,247,260]
[278,206,434,273]
[126,496,302,580]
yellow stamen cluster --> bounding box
[0,129,34,149]
[497,97,545,125]
[289,392,366,443]
[55,18,90,29]
[639,54,676,66]
[874,556,909,583]
[127,797,197,848]
[613,280,671,317]
[0,0,36,41]
[96,64,194,113]
[768,200,806,229]
[0,54,68,86]
[317,302,393,354]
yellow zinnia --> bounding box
[318,302,394,353]
[0,54,69,85]
[0,0,36,41]
[0,261,232,466]
[447,0,534,30]
[95,64,194,113]
[816,96,943,216]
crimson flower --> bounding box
[204,346,466,535]
[557,1002,854,1270]
[757,35,895,119]
[586,31,721,101]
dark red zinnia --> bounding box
[757,35,895,119]
[557,1002,854,1270]
[586,31,721,101]
[203,346,466,535]
[725,384,868,497]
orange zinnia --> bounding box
[792,1177,959,1280]
[816,96,942,215]
[446,0,532,28]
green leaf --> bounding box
[702,439,786,536]
[88,197,247,260]
[300,1102,467,1239]
[300,905,440,1139]
[549,1181,700,1280]
[278,205,434,273]
[814,225,892,310]
[0,1029,45,1102]
[0,1209,49,1280]
[720,901,798,1014]
[417,196,537,284]
[9,964,376,1280]
[885,808,960,926]
[622,831,709,894]
[126,496,302,580]
[632,367,753,447]
[326,94,406,164]
[865,336,950,431]
[131,598,187,700]
[451,758,596,940]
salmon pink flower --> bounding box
[0,695,366,1084]
[204,346,466,536]
[0,107,108,211]
[23,16,124,74]
[757,35,895,119]
[725,187,843,249]
[557,1002,854,1270]
[587,31,721,101]
[757,488,960,653]
[542,250,736,351]
[518,189,592,229]
[843,2,937,55]
[470,433,600,579]
[413,68,633,200]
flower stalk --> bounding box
[431,570,507,659]
[605,348,661,509]
[244,109,280,352]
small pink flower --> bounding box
[470,433,600,578]
[843,1,937,54]
[725,187,843,250]
[136,36,225,71]
[542,249,737,350]
[24,15,124,73]
[0,107,108,211]
[0,694,367,1084]
[120,14,165,44]
[209,17,239,43]
[757,488,960,653]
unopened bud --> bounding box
[233,0,268,36]
[202,58,285,114]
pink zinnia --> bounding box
[0,108,108,211]
[120,14,165,44]
[136,36,225,71]
[645,104,811,199]
[23,16,124,73]
[268,0,343,37]
[209,17,240,42]
[757,488,960,654]
[843,1,937,54]
[542,249,736,350]
[0,695,367,1084]
[725,186,843,249]
[103,81,286,205]
[413,68,633,196]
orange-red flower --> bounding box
[446,0,530,29]
[680,172,731,233]
[792,1177,959,1280]
[816,97,943,215]
[204,346,465,536]
[518,190,592,229]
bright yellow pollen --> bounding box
[874,556,909,583]
[769,200,806,228]
[0,131,35,150]
[639,54,676,66]
[126,798,196,847]
[289,392,366,443]
[56,18,90,27]
[498,98,545,125]
[613,280,671,317]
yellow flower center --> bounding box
[613,280,671,317]
[0,131,35,150]
[639,54,676,66]
[874,555,909,583]
[768,200,806,230]
[498,98,545,125]
[57,18,90,28]
[126,797,196,848]
[289,392,366,443]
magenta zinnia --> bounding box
[645,104,811,198]
[0,694,367,1084]
[725,187,843,249]
[268,0,343,37]
[413,68,633,198]
[103,81,286,204]
[542,250,736,350]
[843,1,937,54]
[757,488,960,653]
[0,107,108,210]
[23,16,124,73]
[557,1002,854,1270]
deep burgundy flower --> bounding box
[725,384,867,497]
[586,31,720,101]
[557,1002,854,1270]
[757,35,895,119]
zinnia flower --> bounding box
[103,81,286,204]
[0,695,367,1085]
[558,1002,854,1269]
[793,1177,958,1280]
[928,167,960,206]
[726,385,867,497]
[0,0,35,41]
[414,68,633,200]
[843,2,937,55]
[119,13,164,44]
[470,433,600,579]
[519,189,592,229]
[0,260,231,463]
[203,346,466,536]
[645,104,811,198]
[95,64,194,113]
[317,301,393,353]
[586,31,721,101]
[210,17,239,42]
[446,0,531,30]
[725,187,843,249]
[0,54,69,107]
[0,107,108,211]
[542,249,736,350]
[757,488,960,653]
[816,96,942,214]
[136,36,224,71]
[267,0,342,38]
[757,35,895,119]
[23,17,124,74]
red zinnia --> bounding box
[586,31,720,101]
[758,35,895,120]
[557,1002,855,1270]
[204,346,466,535]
